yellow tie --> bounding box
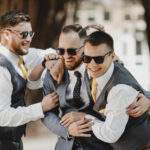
[91,78,98,103]
[18,57,28,80]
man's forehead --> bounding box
[11,22,31,29]
[59,32,82,47]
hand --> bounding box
[126,93,150,117]
[60,112,86,127]
[44,53,60,61]
[47,59,64,84]
[41,92,59,112]
[68,118,93,137]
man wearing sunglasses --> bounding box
[39,24,150,150]
[79,30,150,150]
[42,24,113,150]
[0,11,59,150]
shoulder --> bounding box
[107,84,139,107]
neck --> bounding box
[74,62,83,71]
[1,41,19,57]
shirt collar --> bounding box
[68,63,85,77]
[96,62,114,91]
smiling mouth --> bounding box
[88,67,101,72]
[65,59,74,63]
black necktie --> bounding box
[73,71,84,108]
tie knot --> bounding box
[92,78,98,86]
[74,71,81,78]
[18,56,23,65]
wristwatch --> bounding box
[41,59,46,68]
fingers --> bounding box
[127,109,143,117]
[126,106,140,115]
[60,114,68,124]
[126,102,138,109]
[64,121,72,128]
[78,133,91,137]
[77,119,93,137]
[57,71,63,84]
[137,93,144,99]
[79,120,93,129]
[60,118,70,126]
[44,54,60,61]
[77,118,92,126]
[80,127,92,133]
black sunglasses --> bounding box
[7,29,34,39]
[56,46,83,56]
[83,50,113,64]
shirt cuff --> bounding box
[85,114,103,124]
[29,103,44,120]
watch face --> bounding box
[42,59,46,68]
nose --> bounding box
[63,50,71,58]
[25,34,32,42]
[90,59,97,66]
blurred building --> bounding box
[66,0,150,90]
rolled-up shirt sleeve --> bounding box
[0,67,44,126]
[86,84,139,143]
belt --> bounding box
[138,144,150,150]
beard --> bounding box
[65,57,82,70]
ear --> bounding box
[111,51,115,59]
[3,30,10,41]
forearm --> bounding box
[29,64,45,81]
[0,103,44,126]
[42,111,68,139]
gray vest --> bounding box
[0,54,27,142]
[93,62,150,150]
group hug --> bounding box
[0,10,150,150]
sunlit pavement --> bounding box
[23,120,57,150]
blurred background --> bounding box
[0,0,150,149]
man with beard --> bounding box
[42,24,113,150]
[0,10,59,150]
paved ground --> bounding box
[23,120,57,150]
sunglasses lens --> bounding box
[30,31,34,38]
[57,48,64,55]
[83,56,91,63]
[94,57,104,64]
[67,48,76,55]
[22,32,28,39]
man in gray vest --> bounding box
[82,30,150,150]
[0,10,59,150]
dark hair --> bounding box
[85,30,114,50]
[61,24,87,39]
[84,24,105,32]
[0,10,31,30]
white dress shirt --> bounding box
[66,63,90,106]
[0,44,55,126]
[86,62,139,143]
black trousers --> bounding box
[0,139,23,150]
